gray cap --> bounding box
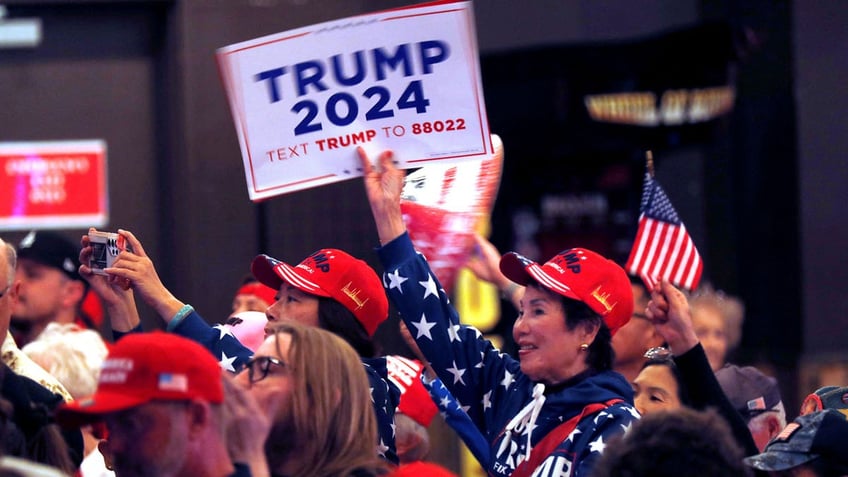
[743,409,848,472]
[715,364,781,421]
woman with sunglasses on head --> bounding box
[236,321,390,477]
[359,148,640,477]
[631,346,691,415]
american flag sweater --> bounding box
[377,233,639,477]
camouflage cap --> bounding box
[800,385,848,418]
[743,409,848,472]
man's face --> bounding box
[12,258,74,325]
[612,284,657,368]
[101,401,191,477]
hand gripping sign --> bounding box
[217,0,492,200]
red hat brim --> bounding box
[251,254,331,299]
[499,252,581,302]
[57,390,152,427]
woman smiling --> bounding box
[360,148,640,477]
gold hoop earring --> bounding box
[579,343,589,351]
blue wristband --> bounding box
[167,304,194,332]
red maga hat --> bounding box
[58,332,223,424]
[500,248,633,335]
[251,249,388,337]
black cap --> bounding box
[17,230,82,281]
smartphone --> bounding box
[88,231,129,276]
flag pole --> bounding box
[645,150,655,177]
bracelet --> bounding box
[501,282,520,301]
[167,304,194,332]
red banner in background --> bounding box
[401,134,503,292]
[0,140,108,231]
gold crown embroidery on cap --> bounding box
[590,286,617,314]
[342,281,369,310]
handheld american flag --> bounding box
[625,172,703,291]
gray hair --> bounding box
[22,322,109,399]
[0,237,16,288]
[689,283,745,350]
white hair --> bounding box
[0,237,15,288]
[748,400,787,434]
[22,322,109,399]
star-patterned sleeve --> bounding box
[110,311,252,373]
[378,232,522,436]
[362,358,400,465]
[423,375,490,466]
[171,311,253,373]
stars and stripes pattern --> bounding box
[626,173,703,291]
[378,233,639,477]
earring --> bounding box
[579,343,589,351]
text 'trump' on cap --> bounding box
[251,249,388,337]
[499,248,633,335]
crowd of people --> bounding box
[0,147,845,477]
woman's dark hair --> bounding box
[640,355,692,406]
[317,297,377,358]
[527,282,615,371]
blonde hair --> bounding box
[689,283,745,350]
[22,323,109,399]
[267,321,386,477]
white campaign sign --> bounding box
[217,0,492,200]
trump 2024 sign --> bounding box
[216,0,492,201]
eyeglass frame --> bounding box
[0,284,10,300]
[244,356,287,384]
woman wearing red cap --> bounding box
[359,148,639,477]
[79,230,401,465]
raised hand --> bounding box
[222,373,273,477]
[357,147,407,245]
[645,279,700,355]
[104,229,185,324]
[79,228,139,332]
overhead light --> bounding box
[0,5,42,49]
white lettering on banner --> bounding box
[4,156,93,204]
[5,157,91,175]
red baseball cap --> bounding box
[57,332,223,423]
[251,249,388,337]
[499,248,633,335]
[235,282,278,308]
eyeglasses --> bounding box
[0,285,9,300]
[632,312,649,320]
[643,346,674,361]
[244,356,287,384]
